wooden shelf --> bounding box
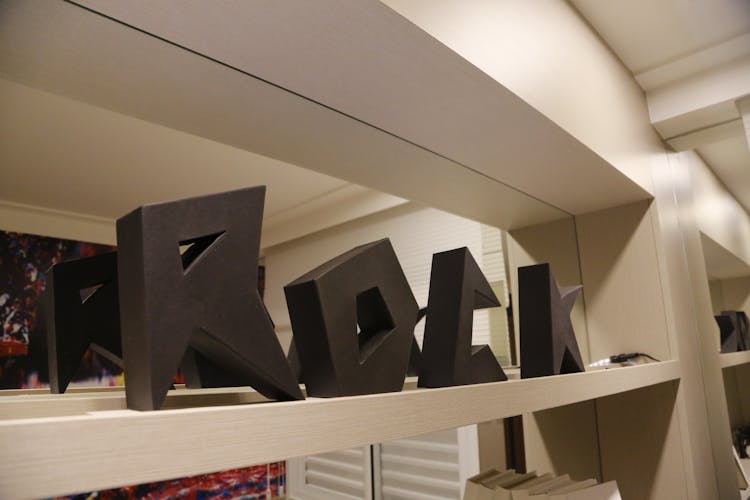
[0,373,527,420]
[0,380,420,421]
[0,1,651,231]
[720,351,750,369]
[0,361,679,499]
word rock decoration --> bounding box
[44,185,582,410]
[418,248,507,387]
[519,263,585,379]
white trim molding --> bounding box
[0,199,115,245]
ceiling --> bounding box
[572,0,750,212]
[571,0,750,74]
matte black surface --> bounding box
[716,314,740,353]
[722,310,750,351]
[181,303,280,389]
[519,263,585,379]
[284,238,418,397]
[289,307,424,381]
[418,247,507,388]
[741,311,750,350]
[117,186,303,410]
[406,307,427,377]
[180,347,243,388]
[717,310,750,353]
[45,252,122,394]
[505,415,526,474]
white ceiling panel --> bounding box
[571,0,750,74]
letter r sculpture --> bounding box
[116,186,303,410]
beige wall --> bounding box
[689,151,750,266]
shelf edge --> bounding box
[0,361,679,499]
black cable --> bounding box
[609,352,661,363]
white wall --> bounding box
[688,151,750,266]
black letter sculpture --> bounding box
[180,348,241,388]
[716,310,750,353]
[117,186,303,410]
[716,314,740,353]
[181,303,280,389]
[45,252,122,394]
[288,306,424,382]
[519,263,585,379]
[284,239,418,397]
[418,248,507,388]
[730,310,748,351]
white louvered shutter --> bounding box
[374,426,479,500]
[289,426,479,500]
[376,429,461,500]
[288,447,373,500]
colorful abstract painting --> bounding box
[0,230,119,389]
[54,462,286,500]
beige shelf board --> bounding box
[720,350,750,369]
[0,361,679,499]
[0,385,126,397]
[0,1,650,231]
[0,385,272,420]
[0,380,420,420]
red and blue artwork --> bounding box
[0,230,119,389]
[53,462,286,500]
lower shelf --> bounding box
[0,361,679,499]
[720,350,750,369]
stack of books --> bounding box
[464,469,621,500]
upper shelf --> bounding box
[0,1,650,231]
[0,361,679,499]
